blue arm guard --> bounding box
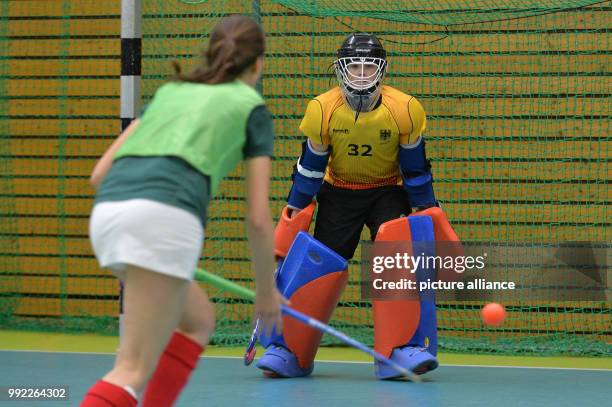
[287,140,329,209]
[399,137,437,209]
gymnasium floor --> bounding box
[1,331,611,407]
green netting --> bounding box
[0,0,610,356]
[276,0,607,25]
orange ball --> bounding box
[482,303,506,326]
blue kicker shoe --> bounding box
[256,345,314,378]
[375,346,439,380]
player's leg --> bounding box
[366,186,439,378]
[81,266,190,407]
[176,282,216,346]
[256,232,348,377]
[83,199,204,406]
[141,282,214,407]
[364,185,411,241]
[256,183,366,377]
[314,182,369,260]
[407,206,463,359]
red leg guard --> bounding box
[284,270,348,369]
[411,207,459,242]
[373,300,420,358]
[141,332,203,407]
[80,380,137,407]
[373,217,420,358]
[373,209,463,357]
[411,207,464,281]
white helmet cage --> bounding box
[335,57,387,111]
[334,33,388,113]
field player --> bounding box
[81,16,284,407]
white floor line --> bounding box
[1,349,610,371]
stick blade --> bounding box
[244,346,257,366]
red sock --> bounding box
[141,332,204,407]
[80,380,137,407]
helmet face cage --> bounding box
[336,57,387,92]
[335,57,387,112]
[334,34,388,113]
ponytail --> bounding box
[173,15,264,85]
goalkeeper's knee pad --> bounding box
[274,202,316,258]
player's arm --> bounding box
[399,98,437,211]
[245,156,284,333]
[89,118,140,189]
[273,100,329,255]
[310,140,329,152]
[286,99,330,212]
[275,136,327,254]
[287,137,330,212]
[243,105,285,334]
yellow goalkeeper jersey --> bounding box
[299,85,426,189]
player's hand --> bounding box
[254,287,289,337]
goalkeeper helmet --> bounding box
[335,33,387,114]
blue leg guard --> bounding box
[257,232,348,378]
[409,216,438,357]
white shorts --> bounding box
[89,199,204,281]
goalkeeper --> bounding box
[256,33,440,379]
